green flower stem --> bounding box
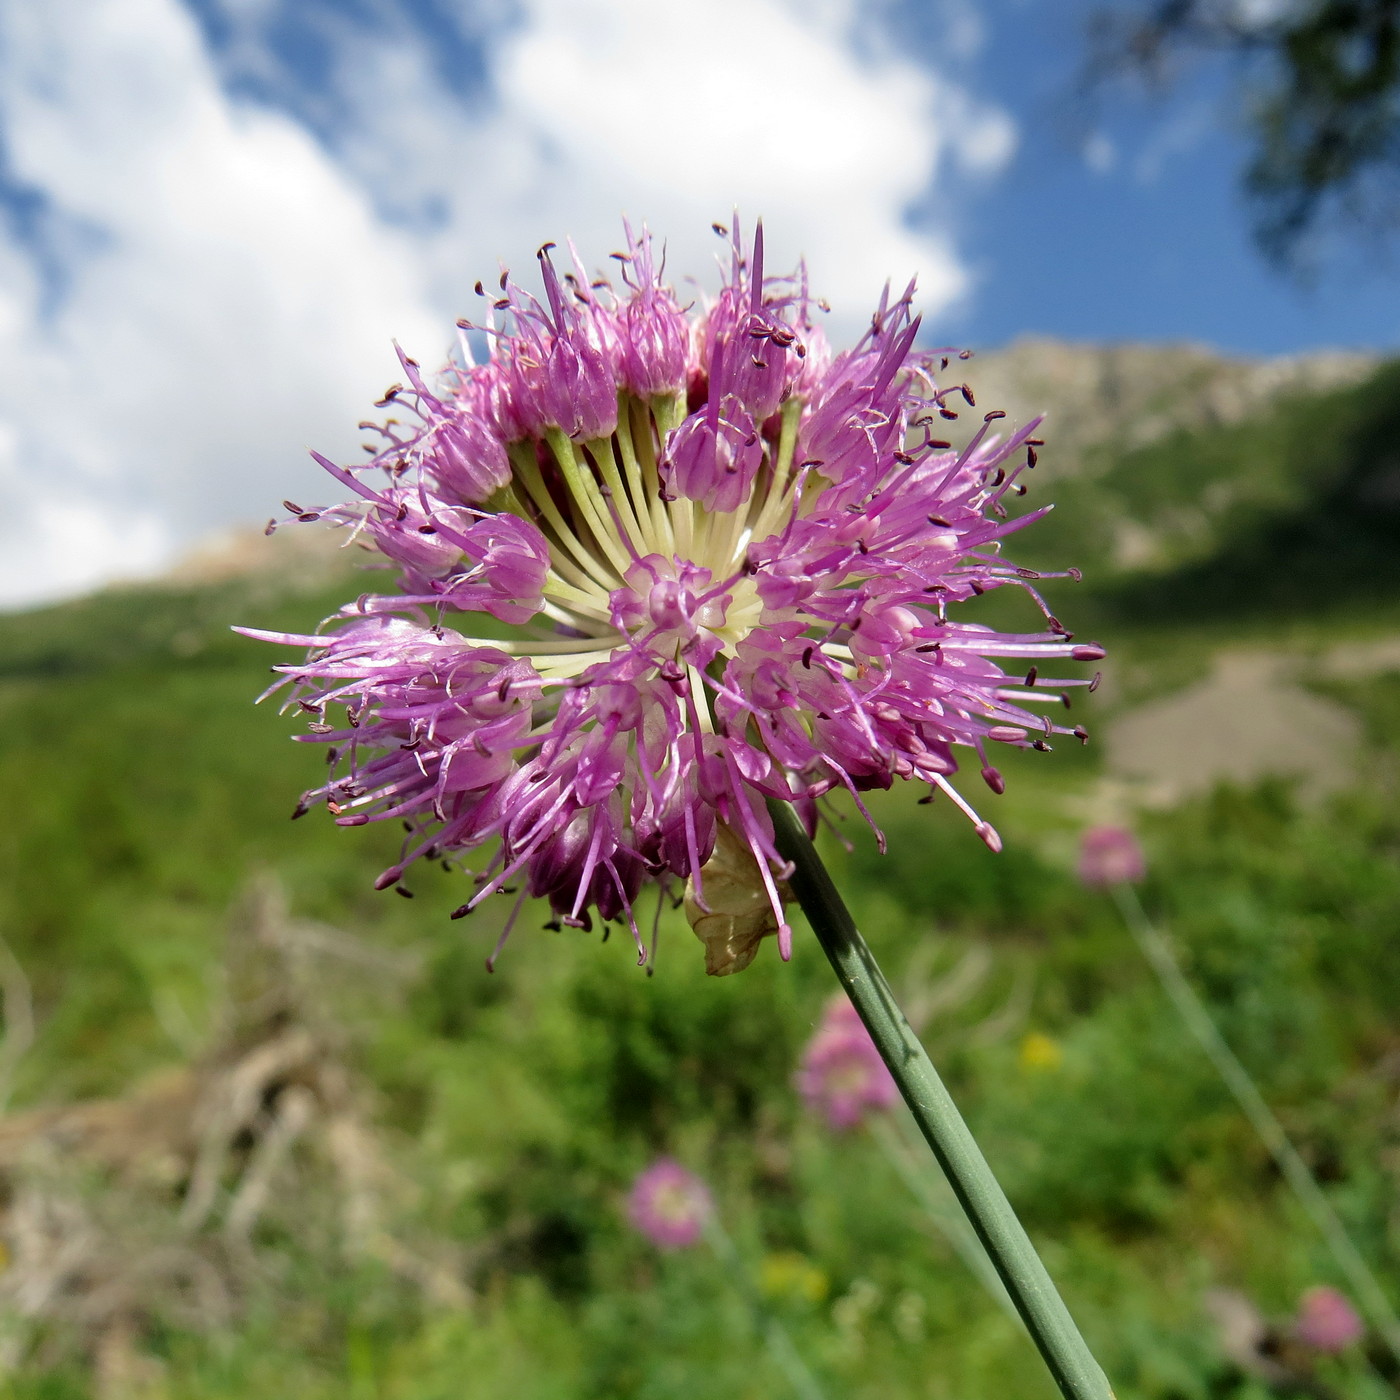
[1111,881,1400,1368]
[767,799,1113,1400]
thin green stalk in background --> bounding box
[1111,880,1400,1368]
[868,1112,1020,1324]
[705,1217,827,1400]
[768,799,1114,1400]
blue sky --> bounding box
[0,0,1394,608]
[950,0,1399,353]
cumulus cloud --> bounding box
[486,0,1013,314]
[305,0,1016,324]
[1132,97,1217,185]
[0,0,1015,607]
[0,0,441,607]
[1083,132,1118,175]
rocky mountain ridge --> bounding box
[968,336,1378,480]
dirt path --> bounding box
[1103,649,1363,805]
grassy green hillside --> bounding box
[3,362,1400,1398]
[1021,357,1400,619]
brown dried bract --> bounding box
[684,823,786,977]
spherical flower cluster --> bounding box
[1078,826,1146,888]
[1293,1285,1364,1353]
[245,219,1101,969]
[796,995,899,1131]
[627,1158,713,1250]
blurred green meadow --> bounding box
[2,356,1400,1398]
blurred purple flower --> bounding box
[1294,1285,1364,1353]
[1078,826,1146,888]
[244,218,1099,969]
[797,995,898,1131]
[627,1158,713,1250]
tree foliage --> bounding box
[1090,1,1400,265]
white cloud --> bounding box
[0,0,441,608]
[0,493,171,604]
[1132,98,1216,185]
[0,0,1015,607]
[1230,0,1305,27]
[1084,131,1117,174]
[317,0,1017,326]
[491,0,981,313]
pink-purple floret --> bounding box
[797,996,898,1131]
[242,217,1103,968]
[1078,826,1147,889]
[1293,1285,1364,1353]
[626,1158,713,1250]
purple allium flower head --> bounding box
[627,1158,713,1250]
[1293,1286,1364,1353]
[1078,826,1147,888]
[796,995,899,1131]
[243,218,1102,972]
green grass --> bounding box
[1019,357,1400,621]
